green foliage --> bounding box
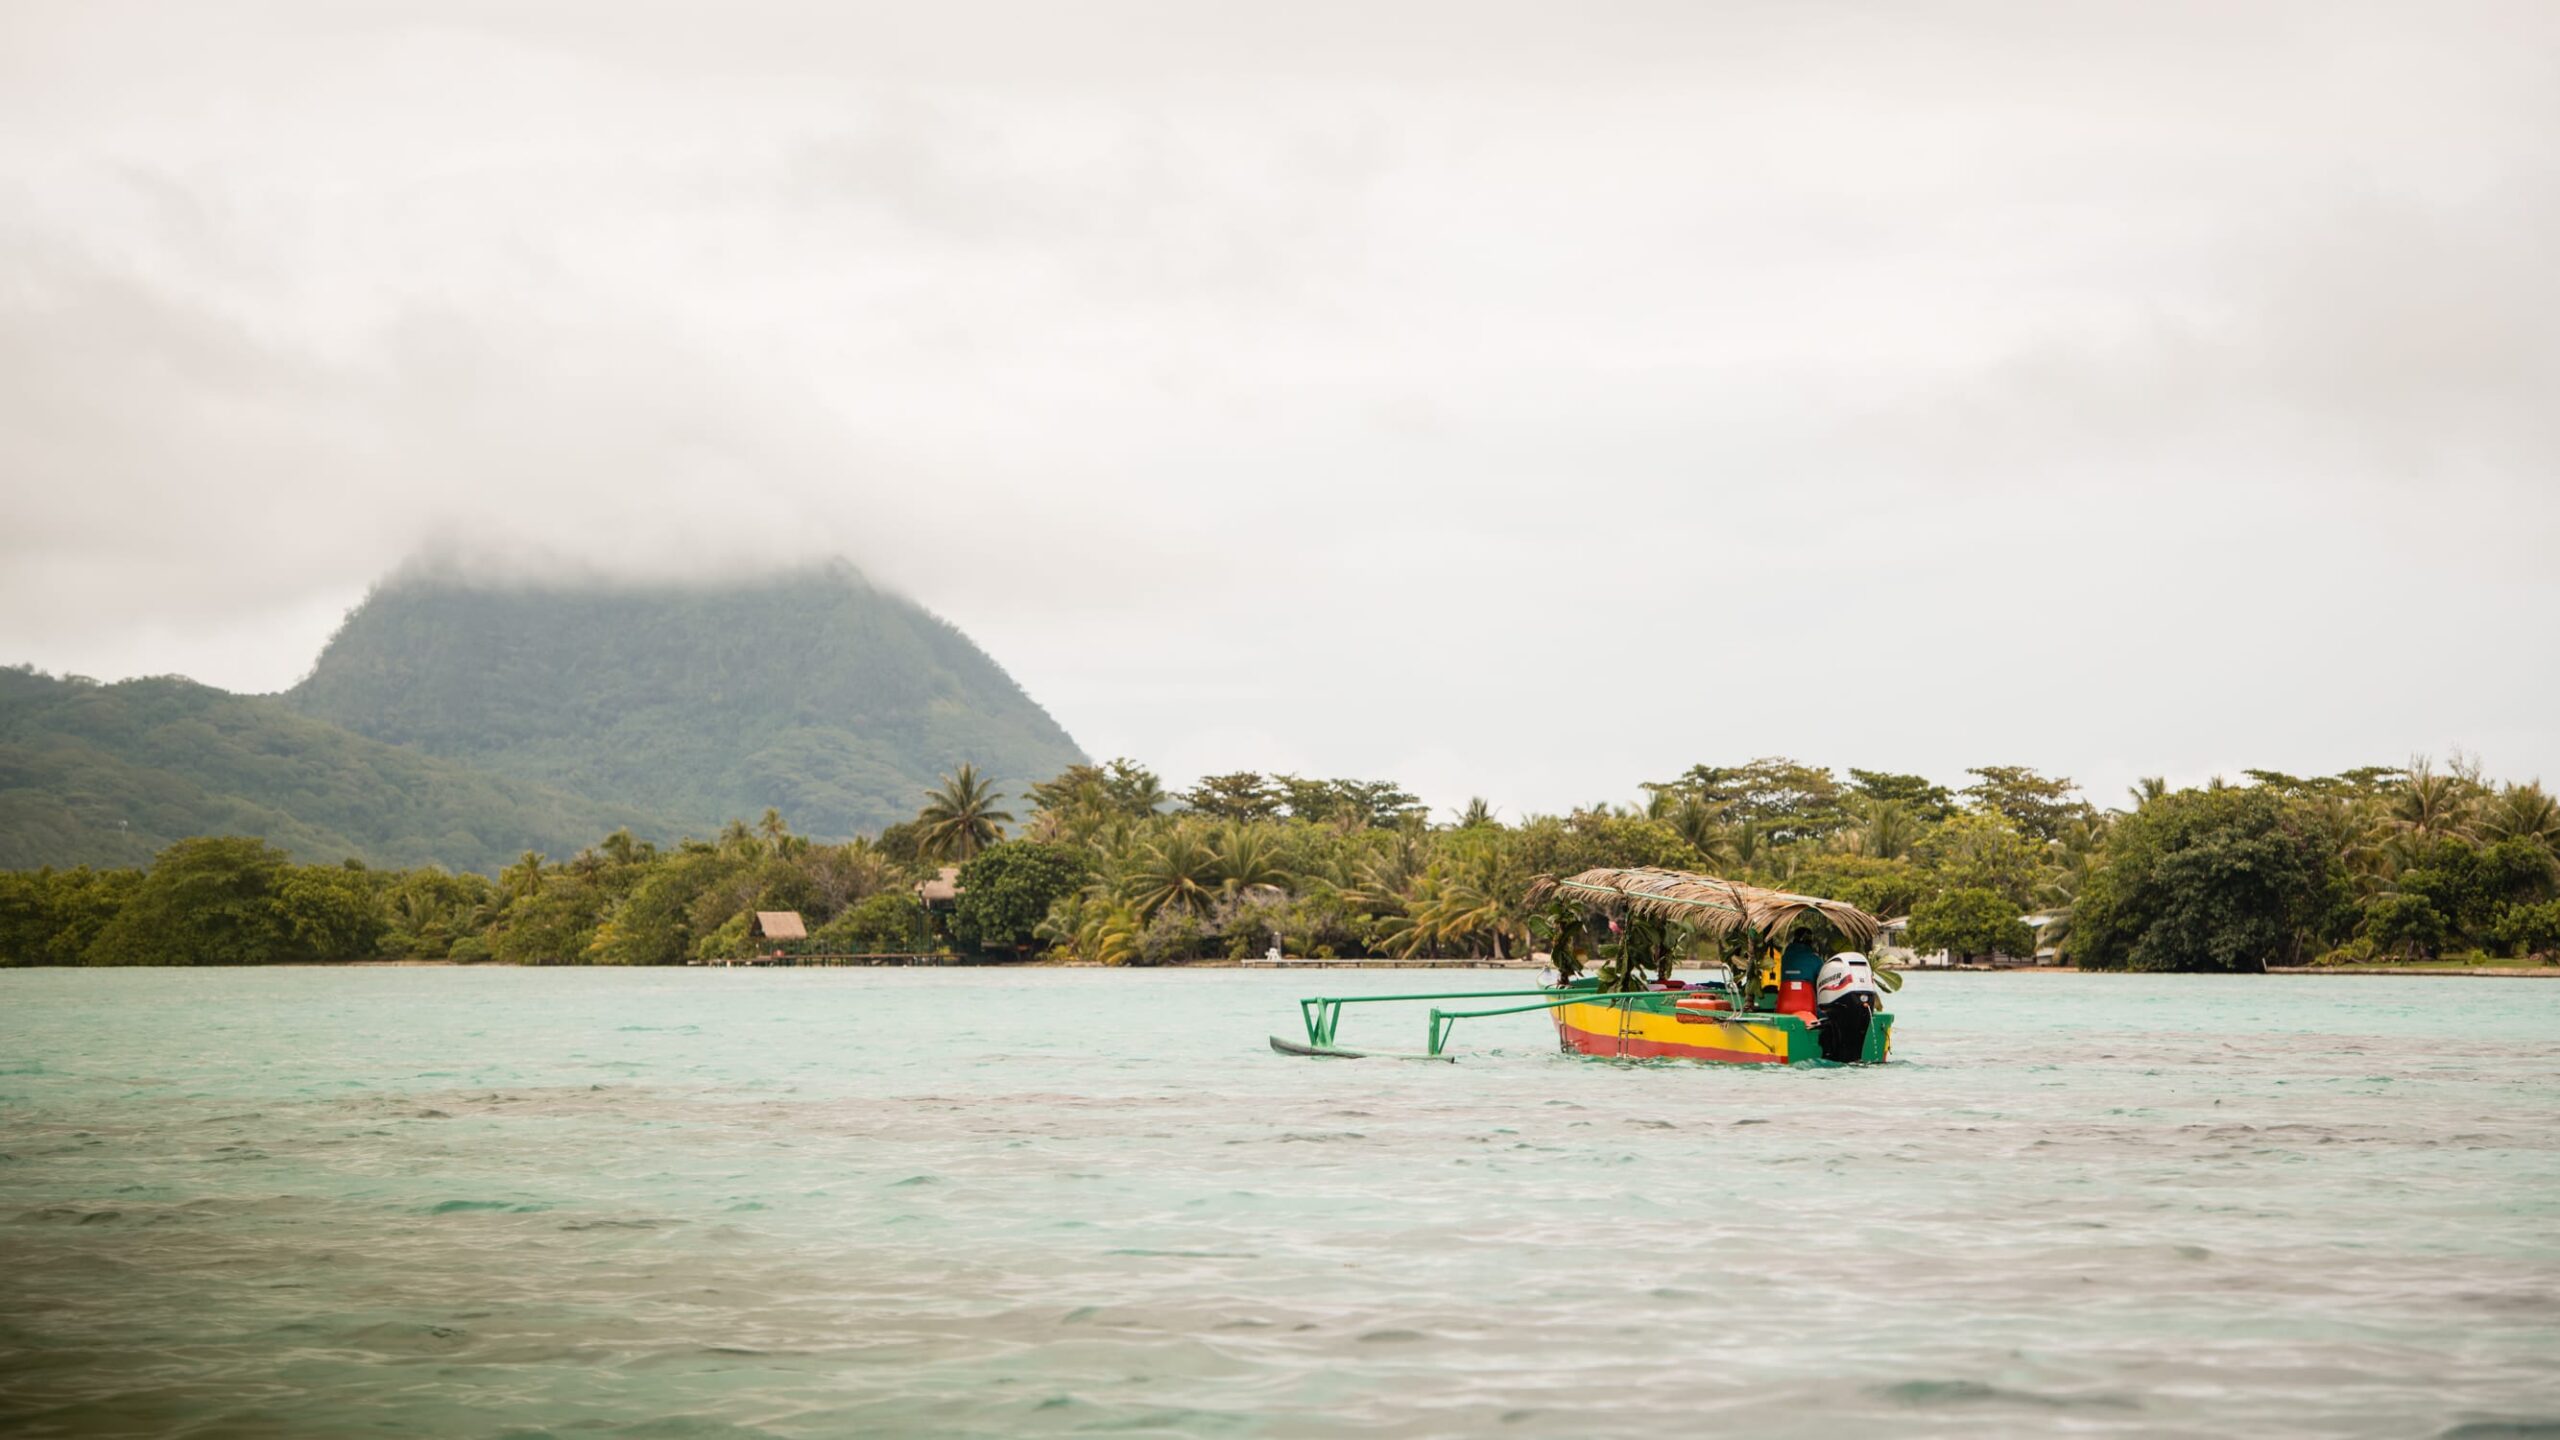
[1124,828,1221,918]
[0,866,140,966]
[949,842,1088,956]
[875,820,927,864]
[283,563,1085,841]
[2360,892,2450,959]
[1908,887,2034,962]
[1847,769,1953,822]
[380,867,495,958]
[1782,854,1929,920]
[2073,788,2342,972]
[1959,766,2097,844]
[1272,776,1426,828]
[1181,773,1282,822]
[1590,911,1692,992]
[84,837,298,966]
[0,666,650,872]
[2493,899,2560,957]
[1136,906,1208,965]
[1912,812,2044,908]
[916,764,1013,862]
[276,863,390,961]
[11,747,2549,974]
[1511,814,1705,879]
[589,850,734,966]
[1174,772,1424,828]
[493,878,607,965]
[810,893,927,954]
[1648,757,1844,841]
[1523,896,1586,980]
[694,911,753,962]
[1027,760,1167,840]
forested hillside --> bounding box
[0,667,650,871]
[285,561,1085,839]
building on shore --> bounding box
[1875,914,2041,968]
[750,911,806,957]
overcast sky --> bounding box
[2,0,2554,817]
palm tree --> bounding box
[1212,824,1290,896]
[599,828,645,867]
[1124,829,1219,918]
[2126,777,2167,812]
[1114,767,1170,817]
[1434,846,1520,958]
[2391,758,2474,841]
[1079,901,1145,966]
[1729,818,1769,874]
[2300,794,2390,894]
[1037,891,1145,965]
[1670,799,1733,867]
[2479,782,2560,852]
[1455,797,1498,829]
[917,764,1013,862]
[1849,797,1913,860]
[1373,873,1440,959]
[503,851,547,901]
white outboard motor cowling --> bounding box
[1817,953,1884,1007]
[1815,952,1884,1062]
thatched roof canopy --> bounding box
[752,910,807,941]
[915,866,961,906]
[1524,867,1880,949]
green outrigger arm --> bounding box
[1288,986,1701,1059]
[1296,988,1547,1053]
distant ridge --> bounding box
[0,667,649,871]
[283,559,1086,841]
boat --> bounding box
[1269,866,1898,1065]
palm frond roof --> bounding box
[1525,866,1881,949]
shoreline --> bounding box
[18,958,2553,977]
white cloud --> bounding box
[1,0,2554,813]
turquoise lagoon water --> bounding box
[2,968,2556,1438]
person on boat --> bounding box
[1774,932,1826,1013]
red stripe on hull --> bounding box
[1555,1019,1787,1064]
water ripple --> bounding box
[0,968,2554,1438]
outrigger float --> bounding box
[1270,867,1899,1065]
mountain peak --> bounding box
[288,563,1083,839]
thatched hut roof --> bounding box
[1524,867,1881,949]
[752,911,807,941]
[916,866,961,906]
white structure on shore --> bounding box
[1875,915,2043,968]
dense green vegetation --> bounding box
[285,561,1085,839]
[0,666,650,872]
[6,753,2551,970]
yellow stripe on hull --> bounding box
[1552,1000,1800,1064]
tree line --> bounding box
[3,755,2555,970]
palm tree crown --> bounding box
[917,764,1014,862]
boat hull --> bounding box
[1551,994,1892,1065]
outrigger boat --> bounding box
[1270,867,1898,1065]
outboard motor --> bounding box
[1815,953,1884,1063]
